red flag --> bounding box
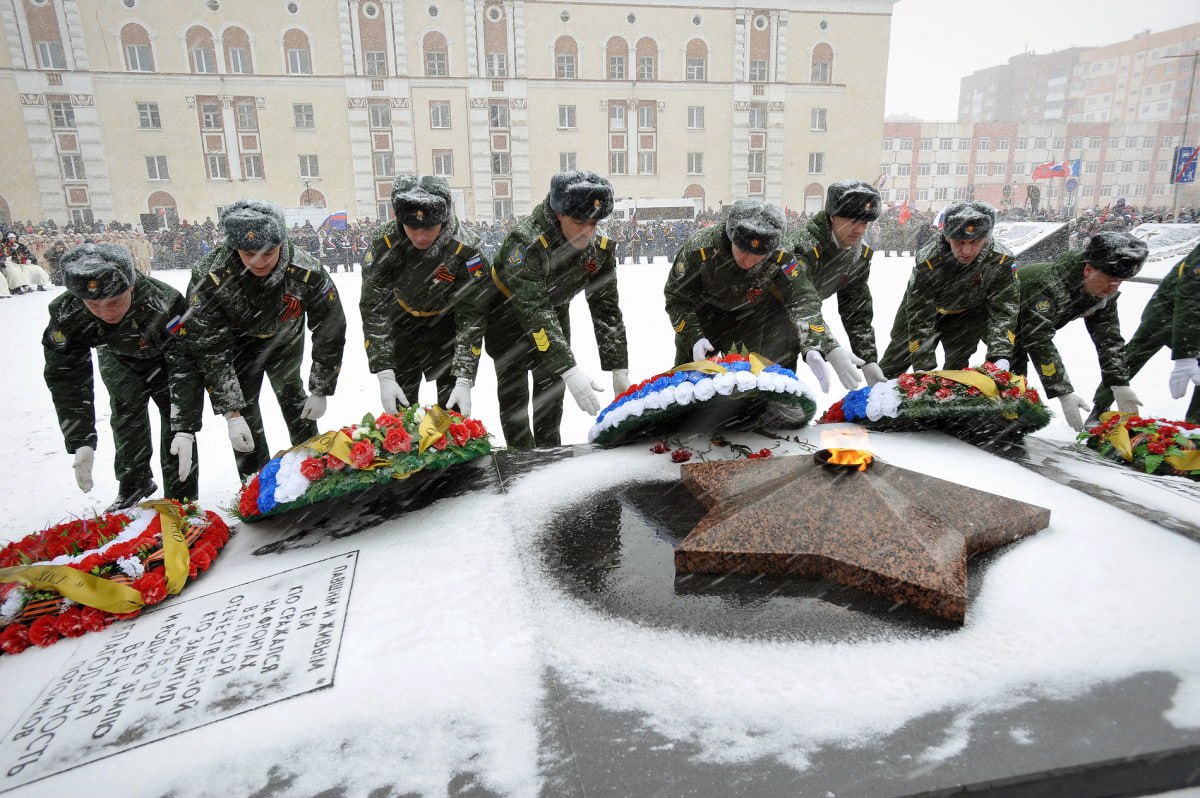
[898,201,912,225]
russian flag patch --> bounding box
[166,315,185,334]
[466,255,483,277]
[781,258,799,279]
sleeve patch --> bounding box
[908,340,920,353]
[1034,298,1052,313]
[50,329,66,345]
[531,327,550,352]
[673,319,686,333]
[507,246,525,269]
[1040,363,1057,377]
[781,258,800,279]
[466,255,484,277]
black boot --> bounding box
[106,477,158,512]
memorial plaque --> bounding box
[0,552,357,792]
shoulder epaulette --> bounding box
[597,235,610,251]
[450,240,480,261]
[862,244,873,260]
[693,246,716,263]
[536,234,551,250]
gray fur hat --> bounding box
[825,180,881,222]
[391,175,453,228]
[548,171,614,221]
[62,242,136,300]
[941,201,996,241]
[220,199,287,251]
[724,200,786,255]
[1083,231,1147,279]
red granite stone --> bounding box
[676,454,1051,623]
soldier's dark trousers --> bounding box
[1092,320,1200,423]
[231,326,317,478]
[98,350,199,500]
[390,312,456,408]
[486,304,571,449]
[673,300,799,371]
[879,301,988,377]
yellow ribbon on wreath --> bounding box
[141,499,189,596]
[929,369,1027,419]
[418,405,452,455]
[1096,411,1200,472]
[667,351,775,377]
[0,565,144,614]
[298,429,389,470]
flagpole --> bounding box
[1166,52,1198,222]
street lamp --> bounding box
[1163,51,1198,221]
[303,179,312,206]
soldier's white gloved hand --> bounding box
[73,446,94,492]
[804,350,831,394]
[224,413,255,453]
[827,347,865,390]
[377,369,409,413]
[1057,393,1092,432]
[1111,385,1142,415]
[691,338,715,362]
[562,366,603,415]
[612,369,631,395]
[1168,358,1200,400]
[300,394,327,421]
[170,433,195,480]
[446,377,473,416]
[861,362,886,386]
[993,358,1011,372]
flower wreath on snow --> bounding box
[819,362,1051,436]
[588,352,817,448]
[0,500,231,656]
[1080,412,1200,481]
[237,405,491,523]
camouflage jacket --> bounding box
[186,241,347,414]
[664,223,832,355]
[1145,243,1200,360]
[42,273,203,453]
[1016,252,1129,398]
[901,236,1019,371]
[492,201,627,375]
[784,211,878,362]
[360,218,490,380]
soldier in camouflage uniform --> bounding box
[879,201,1019,377]
[360,175,490,414]
[664,200,843,392]
[1013,232,1147,430]
[42,243,203,510]
[487,171,629,449]
[783,180,886,388]
[1091,240,1200,424]
[187,200,347,478]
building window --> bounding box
[938,138,953,150]
[370,102,392,129]
[50,101,75,129]
[192,46,217,73]
[609,55,625,80]
[37,41,67,70]
[486,52,507,78]
[687,152,703,174]
[918,163,931,176]
[126,44,153,72]
[637,104,655,130]
[934,187,948,200]
[228,47,251,74]
[558,105,576,128]
[748,107,766,130]
[491,152,511,175]
[430,101,451,129]
[145,155,169,180]
[365,51,387,76]
[494,199,512,220]
[610,150,627,174]
[425,51,447,76]
[200,102,222,129]
[137,102,161,129]
[287,48,312,74]
[489,102,509,129]
[242,154,264,179]
[638,55,655,81]
[206,153,229,179]
[556,54,576,79]
[996,137,1009,150]
[687,106,704,129]
[810,43,832,83]
[1033,137,1047,149]
[374,152,394,177]
[957,138,972,151]
[610,104,626,130]
[1071,136,1084,149]
[881,139,893,151]
[807,153,824,174]
[560,152,576,171]
[70,208,94,225]
[638,151,656,174]
[433,150,453,175]
[976,137,990,150]
[235,101,257,131]
[686,57,705,81]
[294,103,315,129]
[748,151,765,174]
[899,137,913,150]
[936,163,950,175]
[60,155,85,180]
[975,163,987,175]
[897,163,911,176]
[749,59,767,82]
[299,154,320,178]
[920,138,933,150]
[955,163,969,175]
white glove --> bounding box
[73,446,94,492]
[861,362,886,386]
[993,358,1011,372]
[446,377,473,416]
[170,432,195,480]
[1110,385,1142,415]
[804,350,831,393]
[562,366,603,415]
[1057,393,1092,432]
[612,368,631,395]
[300,394,327,420]
[377,369,409,413]
[691,338,715,362]
[1168,358,1200,400]
[225,413,255,453]
[826,347,865,390]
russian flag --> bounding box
[320,210,349,231]
[166,315,185,334]
[1032,159,1082,180]
[465,254,483,277]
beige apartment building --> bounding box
[0,0,895,228]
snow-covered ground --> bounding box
[0,253,1197,796]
